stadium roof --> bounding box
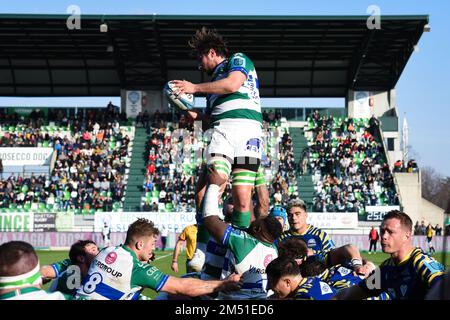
[0,14,429,97]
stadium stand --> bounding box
[300,112,400,214]
[0,108,133,214]
[139,111,297,212]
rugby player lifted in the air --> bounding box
[172,27,265,269]
[173,28,263,217]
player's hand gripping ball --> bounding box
[163,81,195,111]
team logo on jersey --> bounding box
[232,57,245,67]
[320,282,333,295]
[246,138,261,153]
[307,238,317,248]
[263,254,274,268]
[105,252,117,264]
[337,267,351,276]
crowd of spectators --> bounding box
[0,106,132,212]
[141,111,296,212]
[414,221,443,236]
[265,125,297,206]
[140,111,200,212]
[393,159,419,173]
[302,111,399,213]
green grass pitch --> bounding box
[37,249,449,299]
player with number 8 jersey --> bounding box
[76,218,242,300]
[76,245,168,300]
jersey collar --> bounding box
[122,245,139,262]
[211,58,227,79]
[290,225,311,236]
[395,247,417,266]
[291,277,308,298]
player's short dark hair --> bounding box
[266,257,301,283]
[299,256,327,277]
[69,240,96,264]
[249,216,283,243]
[188,27,229,58]
[278,237,308,260]
[0,241,38,277]
[383,210,413,232]
[125,218,160,244]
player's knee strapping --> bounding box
[254,167,266,187]
[209,158,231,177]
[232,171,257,187]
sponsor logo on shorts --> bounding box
[105,252,117,264]
[246,138,261,153]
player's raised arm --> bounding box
[202,165,229,244]
[172,69,246,96]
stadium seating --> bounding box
[0,108,132,214]
[301,114,400,214]
[139,112,297,212]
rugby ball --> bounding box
[163,81,195,111]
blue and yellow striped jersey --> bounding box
[294,277,337,300]
[276,225,336,263]
[319,265,364,290]
[359,247,445,300]
[319,265,390,300]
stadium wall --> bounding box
[395,172,445,227]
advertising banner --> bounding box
[94,211,196,233]
[125,90,142,118]
[307,212,358,229]
[361,206,401,222]
[0,212,33,231]
[33,213,56,232]
[1,233,449,252]
[0,147,54,166]
[354,91,372,119]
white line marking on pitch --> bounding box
[154,253,172,261]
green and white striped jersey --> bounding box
[75,245,168,300]
[219,225,278,299]
[206,52,262,126]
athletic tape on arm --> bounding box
[203,184,221,218]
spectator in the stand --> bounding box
[414,221,421,235]
[435,224,442,236]
[420,221,427,235]
[142,201,151,211]
[407,159,418,173]
[394,160,403,172]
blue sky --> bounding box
[1,0,449,176]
